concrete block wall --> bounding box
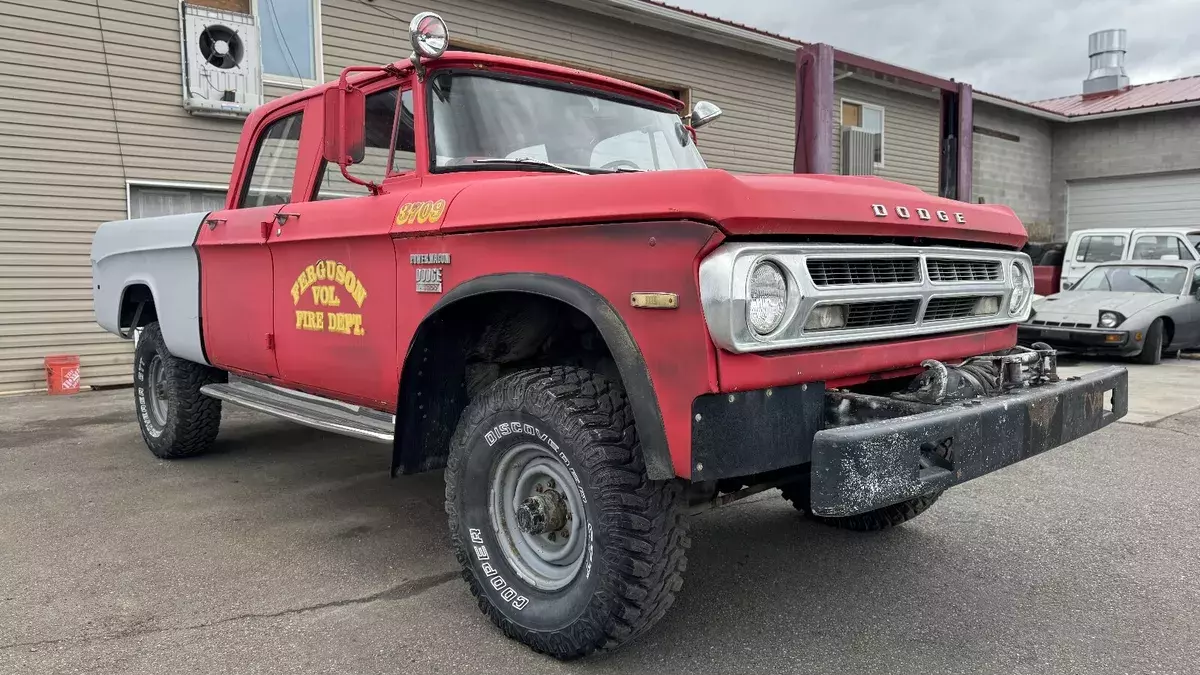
[971,102,1054,240]
[1051,107,1200,238]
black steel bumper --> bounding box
[810,366,1128,517]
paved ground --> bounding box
[2,370,1200,674]
[1057,353,1200,424]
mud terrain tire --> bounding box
[445,367,689,660]
[780,481,940,532]
[133,322,225,458]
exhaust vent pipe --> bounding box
[1083,29,1130,95]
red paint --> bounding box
[194,49,1034,480]
[717,326,1019,393]
[834,48,959,92]
[1033,264,1061,296]
[393,223,720,479]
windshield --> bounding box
[429,73,706,173]
[1073,265,1188,294]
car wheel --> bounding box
[445,366,689,659]
[1135,318,1164,365]
[133,322,226,458]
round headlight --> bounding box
[409,12,449,59]
[748,261,787,335]
[1009,262,1033,315]
[1099,311,1119,328]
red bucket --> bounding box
[44,355,81,395]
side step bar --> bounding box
[200,377,394,444]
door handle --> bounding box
[274,212,300,225]
[205,217,226,230]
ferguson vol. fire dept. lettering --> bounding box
[291,260,368,336]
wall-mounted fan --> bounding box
[199,24,245,70]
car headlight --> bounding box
[1098,311,1124,328]
[1009,262,1033,316]
[748,260,787,335]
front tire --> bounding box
[133,322,225,458]
[1135,318,1164,365]
[780,480,940,532]
[445,367,689,659]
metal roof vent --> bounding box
[1083,29,1129,96]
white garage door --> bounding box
[1067,171,1200,233]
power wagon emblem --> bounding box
[395,199,447,226]
[290,260,367,336]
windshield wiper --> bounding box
[1132,275,1165,293]
[471,158,586,175]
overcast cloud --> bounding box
[670,0,1200,101]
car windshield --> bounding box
[428,72,706,174]
[1073,265,1188,294]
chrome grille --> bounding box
[844,300,921,329]
[807,258,920,286]
[924,296,997,322]
[926,258,1002,282]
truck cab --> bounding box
[91,12,1128,660]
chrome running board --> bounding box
[200,377,394,443]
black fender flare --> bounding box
[395,273,673,480]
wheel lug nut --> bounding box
[548,532,556,541]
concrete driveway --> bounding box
[2,367,1199,674]
[1058,354,1200,424]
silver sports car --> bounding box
[1019,261,1200,364]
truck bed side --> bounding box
[91,212,209,365]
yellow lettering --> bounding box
[295,310,326,331]
[335,263,346,284]
[311,285,340,307]
[325,260,337,281]
[290,281,301,305]
[315,261,327,281]
[325,313,364,336]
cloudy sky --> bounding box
[670,0,1200,101]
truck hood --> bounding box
[1033,291,1176,321]
[434,169,1027,248]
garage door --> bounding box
[0,184,224,394]
[1067,171,1200,233]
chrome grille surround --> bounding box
[698,243,1034,354]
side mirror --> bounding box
[322,84,366,166]
[690,100,722,129]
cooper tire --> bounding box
[1135,318,1164,365]
[133,322,225,459]
[780,481,940,532]
[445,367,689,660]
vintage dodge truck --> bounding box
[91,12,1128,659]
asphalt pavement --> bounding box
[2,383,1199,675]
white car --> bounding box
[1061,227,1200,292]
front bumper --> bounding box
[810,366,1127,516]
[1018,325,1133,353]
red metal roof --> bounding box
[1030,74,1200,117]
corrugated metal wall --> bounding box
[830,75,942,195]
[0,0,942,393]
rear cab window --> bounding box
[1075,235,1126,263]
[240,112,305,208]
[1131,234,1195,261]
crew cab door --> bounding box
[266,84,417,407]
[195,107,312,377]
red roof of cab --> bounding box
[246,50,685,124]
[1030,74,1200,117]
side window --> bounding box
[1192,267,1200,295]
[241,112,304,208]
[1076,235,1126,263]
[315,88,415,200]
[842,100,885,165]
[1132,235,1194,261]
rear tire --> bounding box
[133,322,225,458]
[1135,318,1164,365]
[780,480,940,532]
[445,367,689,659]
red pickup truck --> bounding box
[90,12,1127,659]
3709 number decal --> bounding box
[394,199,447,226]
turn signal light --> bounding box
[1105,334,1123,343]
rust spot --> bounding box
[1027,397,1056,434]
